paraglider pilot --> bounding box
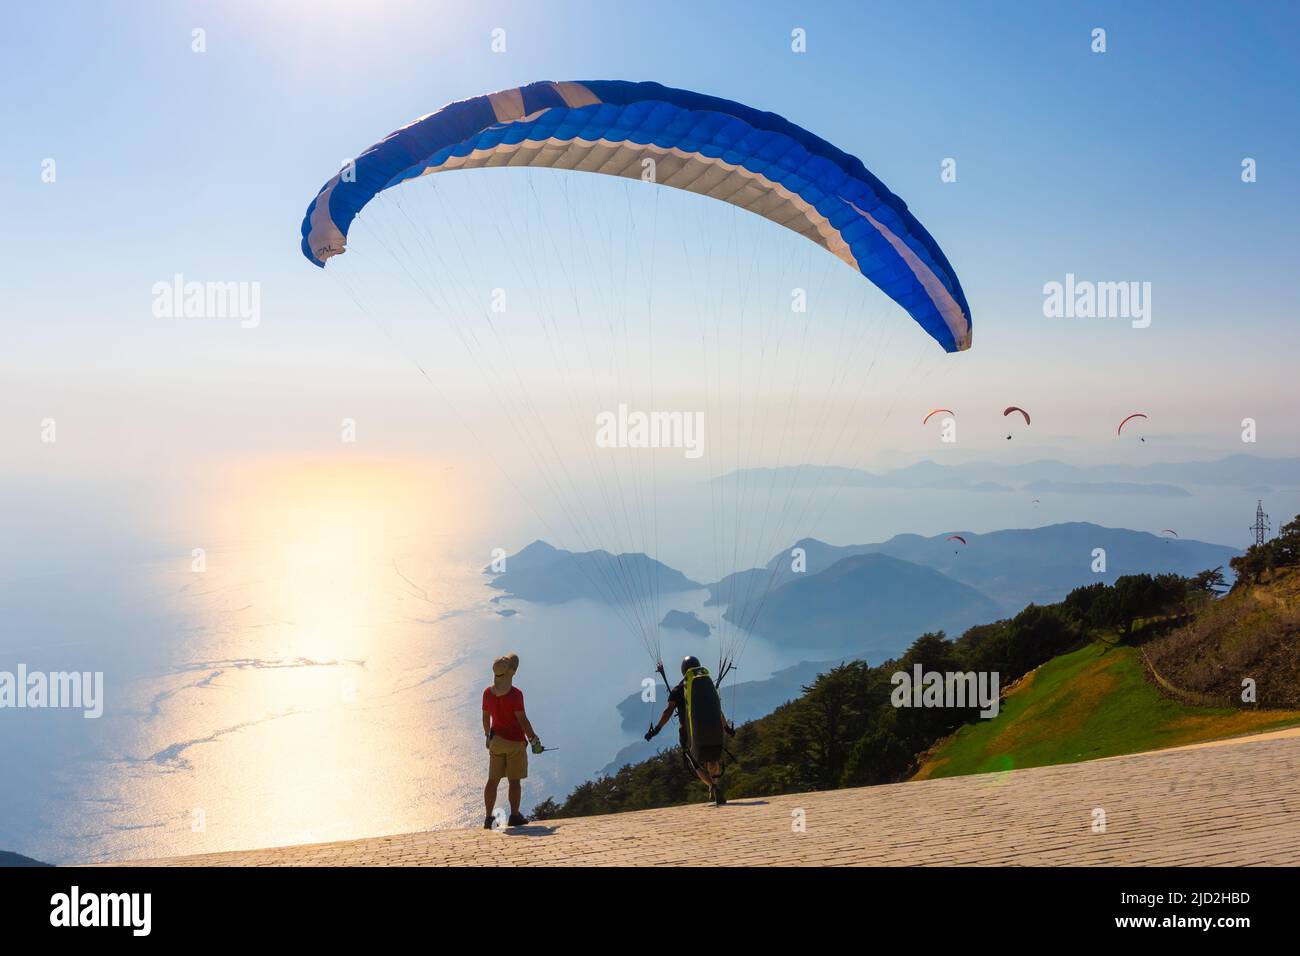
[646,655,735,804]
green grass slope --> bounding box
[914,641,1300,780]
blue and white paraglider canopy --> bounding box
[302,80,972,353]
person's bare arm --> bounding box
[645,699,676,738]
[655,700,676,732]
[515,709,538,743]
[483,709,493,746]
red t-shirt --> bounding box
[482,686,525,742]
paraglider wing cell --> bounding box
[300,80,972,353]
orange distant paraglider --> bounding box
[1003,405,1030,439]
[946,534,967,554]
[922,408,955,425]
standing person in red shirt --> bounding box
[482,653,542,829]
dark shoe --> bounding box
[484,815,495,830]
[714,780,727,806]
[507,812,527,827]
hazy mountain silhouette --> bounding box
[0,850,51,867]
[485,540,701,604]
[710,522,1240,613]
[725,553,1003,652]
[720,453,1298,493]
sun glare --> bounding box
[207,454,473,661]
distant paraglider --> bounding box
[946,534,967,554]
[1003,406,1030,440]
[1118,413,1148,442]
[922,408,955,425]
[1161,529,1179,542]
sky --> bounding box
[3,1,1299,862]
[3,0,1299,480]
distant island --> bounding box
[659,609,710,637]
[484,540,701,604]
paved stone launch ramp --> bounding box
[114,729,1300,866]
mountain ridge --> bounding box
[709,522,1240,613]
[717,453,1299,492]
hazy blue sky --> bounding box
[4,0,1299,475]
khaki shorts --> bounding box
[487,735,529,782]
